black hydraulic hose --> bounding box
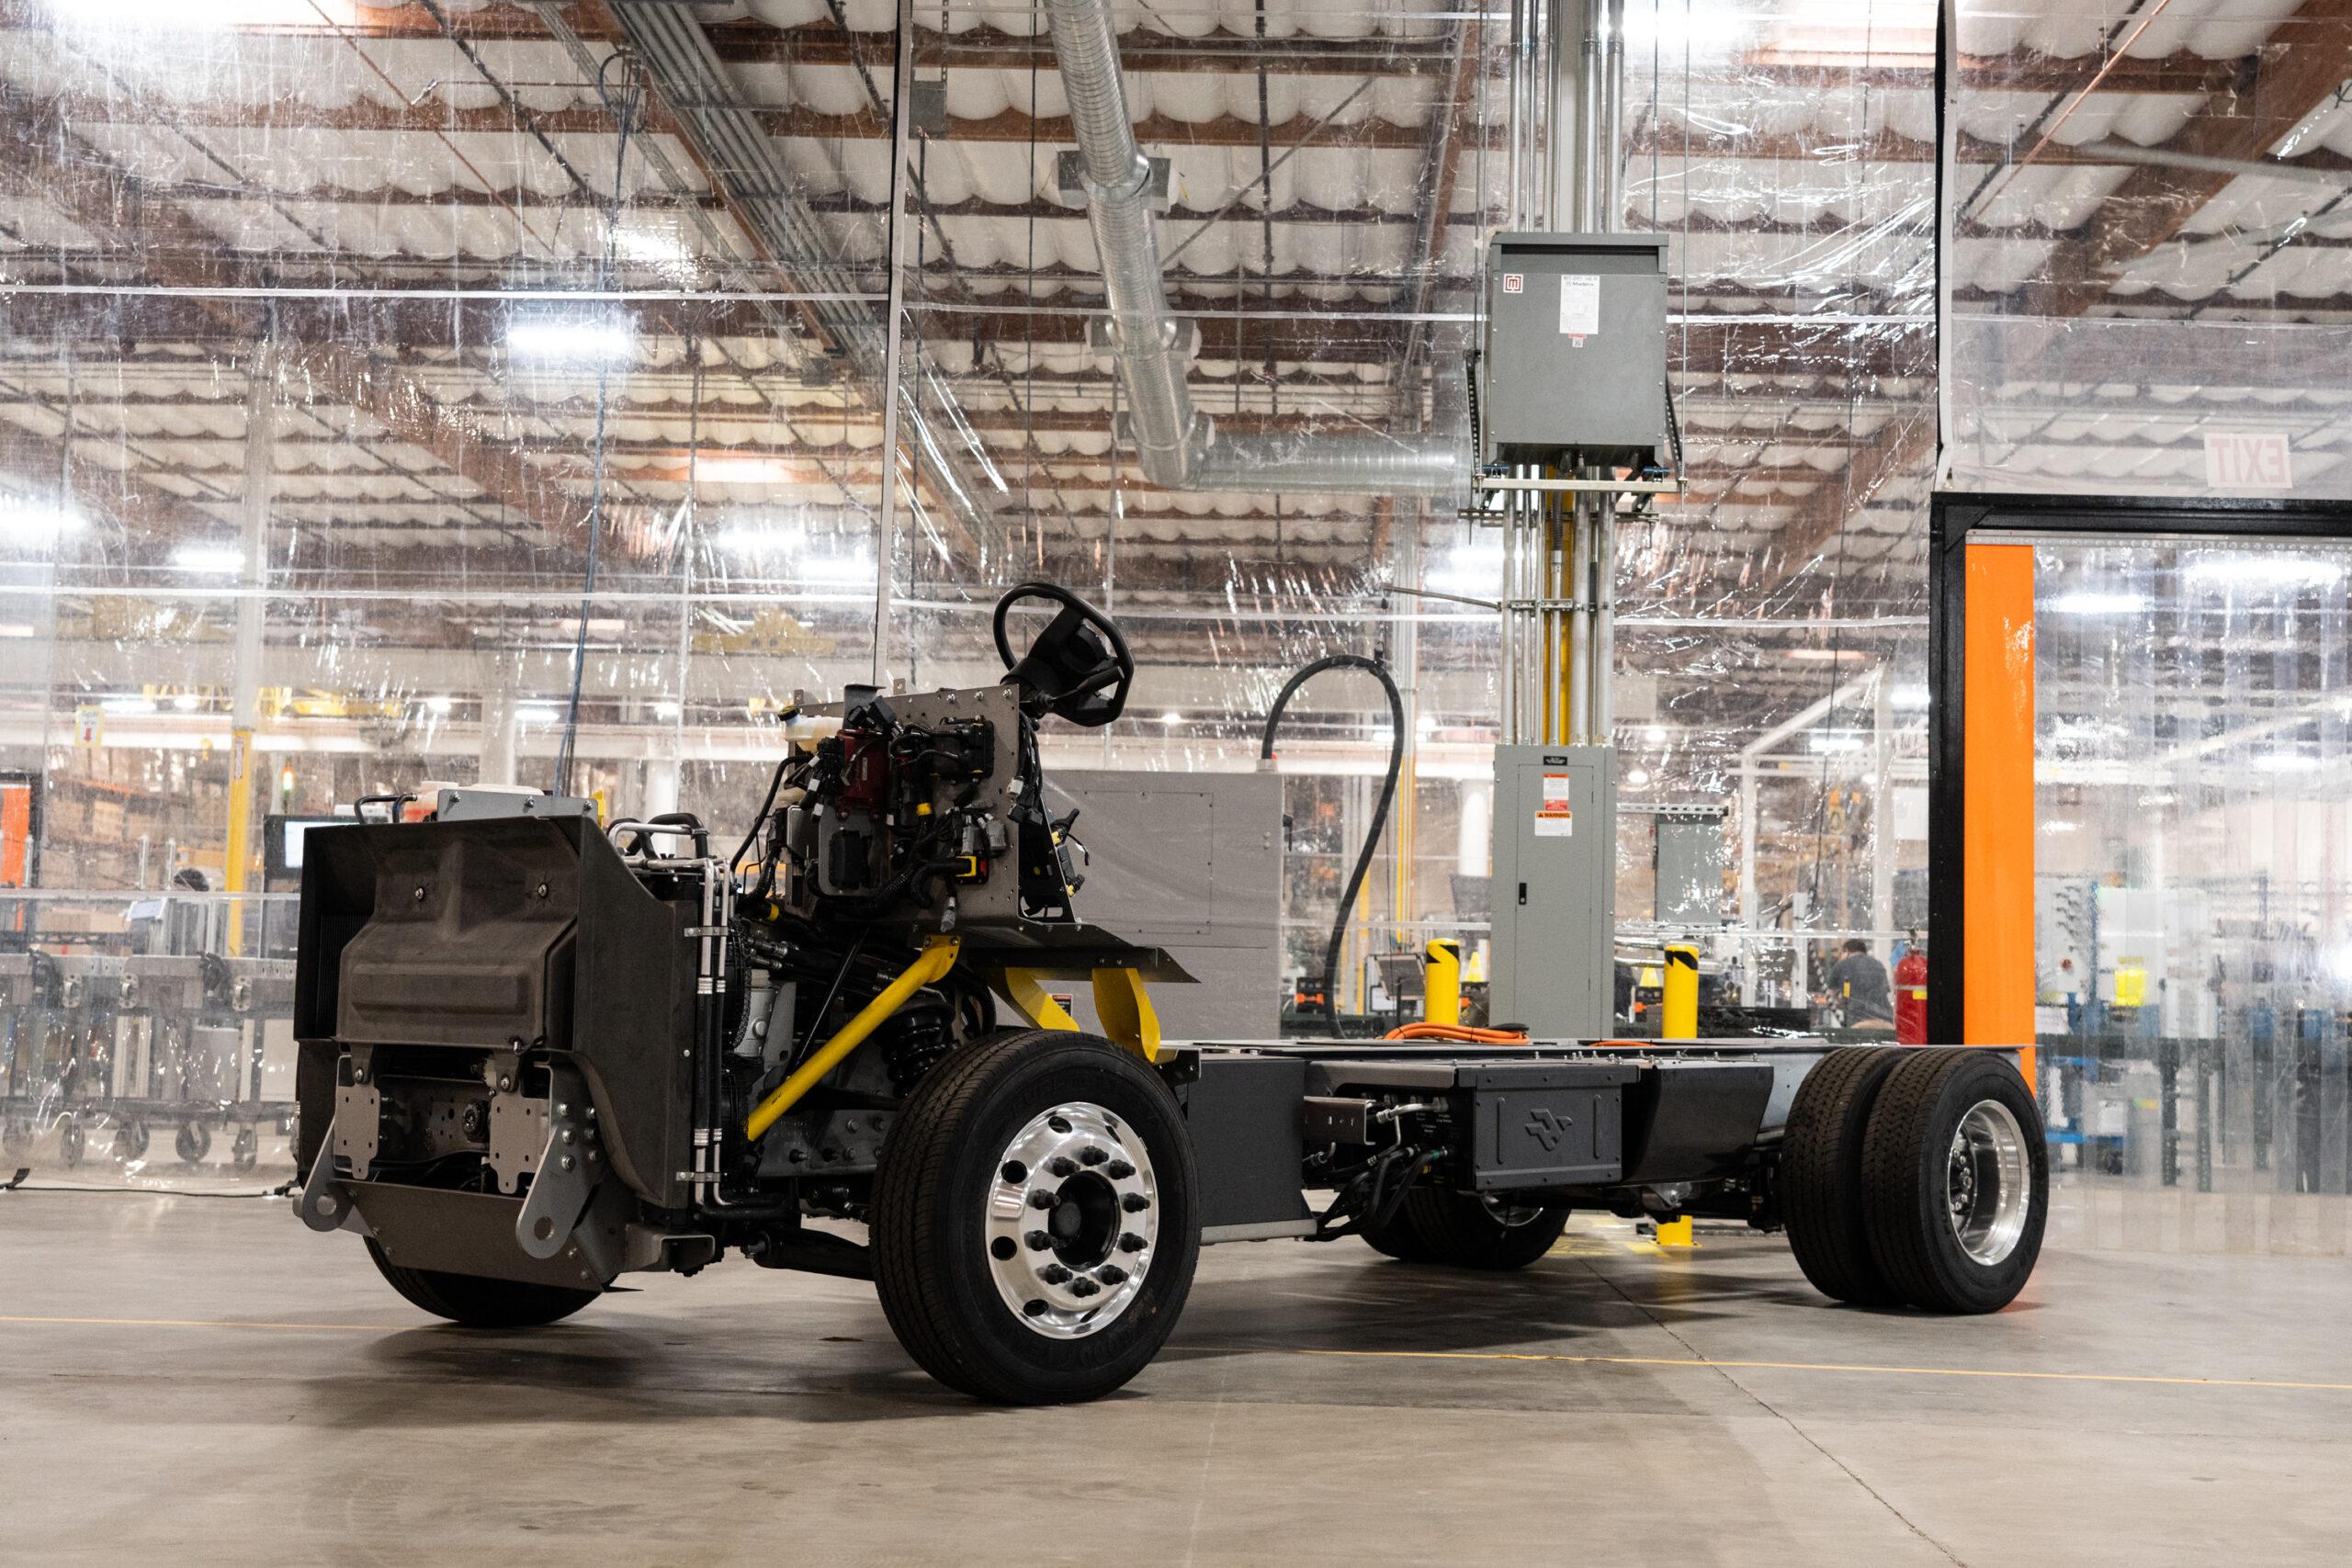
[1259,653,1406,1035]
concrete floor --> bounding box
[4,1195,2349,1567]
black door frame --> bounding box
[1926,491,2352,1043]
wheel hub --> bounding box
[986,1102,1157,1339]
[1944,1097,2030,1266]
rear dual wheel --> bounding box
[1783,1045,2045,1313]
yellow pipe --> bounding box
[742,936,961,1141]
[1662,943,1699,1040]
[1423,939,1462,1026]
[223,728,254,956]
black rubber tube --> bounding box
[1259,654,1406,1035]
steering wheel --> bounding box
[992,581,1135,728]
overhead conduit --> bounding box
[1042,0,1467,499]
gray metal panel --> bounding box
[1045,771,1281,1040]
[1655,814,1725,923]
[1483,231,1669,462]
[1487,745,1615,1038]
[1182,1054,1311,1234]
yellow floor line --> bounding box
[0,1314,386,1333]
[1292,1348,2352,1394]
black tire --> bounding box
[1358,1200,1440,1261]
[1399,1188,1571,1269]
[1860,1048,2047,1314]
[872,1029,1200,1404]
[175,1121,211,1165]
[363,1238,601,1328]
[1781,1044,1910,1305]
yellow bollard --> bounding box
[1423,939,1463,1026]
[1655,1215,1695,1248]
[1662,943,1699,1040]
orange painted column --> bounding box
[1963,544,2036,1086]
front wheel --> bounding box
[364,1238,601,1328]
[872,1030,1200,1404]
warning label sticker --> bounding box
[1534,772,1574,838]
[1559,275,1600,340]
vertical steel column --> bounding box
[1588,0,1625,745]
[1871,671,1895,948]
[870,0,919,687]
[225,333,276,951]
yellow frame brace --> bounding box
[988,964,1163,1064]
[1089,967,1163,1064]
[991,967,1079,1033]
[742,935,961,1141]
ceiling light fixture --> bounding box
[2049,590,2148,615]
[172,544,244,574]
[506,313,638,365]
[0,494,83,545]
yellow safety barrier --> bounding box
[1423,939,1463,1027]
[742,936,961,1141]
[1662,943,1699,1040]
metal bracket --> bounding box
[332,1073,381,1180]
[1057,149,1170,210]
[1476,475,1683,494]
[515,1065,601,1260]
[296,1114,352,1233]
[487,1089,547,1195]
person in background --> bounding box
[1827,938,1893,1027]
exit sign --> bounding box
[2204,431,2292,490]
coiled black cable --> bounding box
[1259,653,1406,1036]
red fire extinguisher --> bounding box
[1894,945,1928,1044]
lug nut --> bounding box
[1047,1156,1077,1178]
[1119,1232,1147,1252]
[1097,1265,1127,1285]
[1069,1278,1100,1299]
[1023,1230,1052,1251]
[1121,1193,1151,1213]
[1027,1189,1057,1211]
[1106,1159,1135,1179]
[1079,1146,1107,1166]
[1039,1263,1071,1285]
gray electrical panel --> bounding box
[1487,745,1616,1039]
[1043,770,1283,1041]
[1482,231,1669,466]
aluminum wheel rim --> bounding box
[984,1101,1158,1339]
[1946,1098,2030,1266]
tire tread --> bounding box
[1781,1044,1909,1305]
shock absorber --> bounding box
[877,996,954,1092]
